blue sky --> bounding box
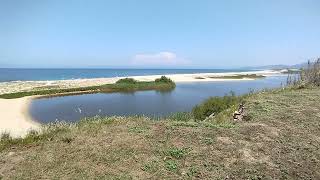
[0,0,319,68]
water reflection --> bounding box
[30,76,287,123]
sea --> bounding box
[0,68,257,82]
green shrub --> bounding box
[192,93,240,120]
[116,78,137,84]
[155,76,174,83]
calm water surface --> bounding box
[30,76,287,123]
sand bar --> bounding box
[0,70,284,95]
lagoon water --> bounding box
[30,76,287,123]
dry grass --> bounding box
[287,58,320,87]
[301,58,320,86]
[0,87,320,179]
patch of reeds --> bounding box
[287,58,320,87]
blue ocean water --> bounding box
[0,68,256,82]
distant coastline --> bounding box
[0,70,285,95]
[0,68,261,82]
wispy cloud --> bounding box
[131,52,189,66]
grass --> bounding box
[1,86,320,179]
[166,147,190,159]
[192,92,241,120]
[165,160,178,172]
[0,77,176,99]
[300,58,320,86]
[166,112,193,122]
[209,74,265,79]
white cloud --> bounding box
[131,52,189,66]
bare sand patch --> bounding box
[0,97,40,138]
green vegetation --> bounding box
[209,74,265,79]
[167,112,193,122]
[166,147,190,159]
[0,77,176,99]
[194,76,206,79]
[1,87,320,179]
[141,160,159,173]
[192,92,241,120]
[116,78,138,84]
[165,160,178,171]
[155,75,175,83]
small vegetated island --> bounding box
[195,74,265,80]
[0,76,176,99]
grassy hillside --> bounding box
[1,87,319,179]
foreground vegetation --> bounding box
[1,86,320,179]
[0,76,176,99]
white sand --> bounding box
[0,97,40,138]
[0,70,284,95]
[0,69,284,137]
[132,70,283,82]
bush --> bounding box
[192,93,240,120]
[155,76,174,83]
[116,78,137,84]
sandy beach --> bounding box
[0,70,284,137]
[0,70,283,95]
[0,97,40,138]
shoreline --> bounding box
[0,70,283,95]
[0,70,284,137]
[0,96,40,138]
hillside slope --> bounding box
[0,87,320,179]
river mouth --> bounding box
[29,76,287,124]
